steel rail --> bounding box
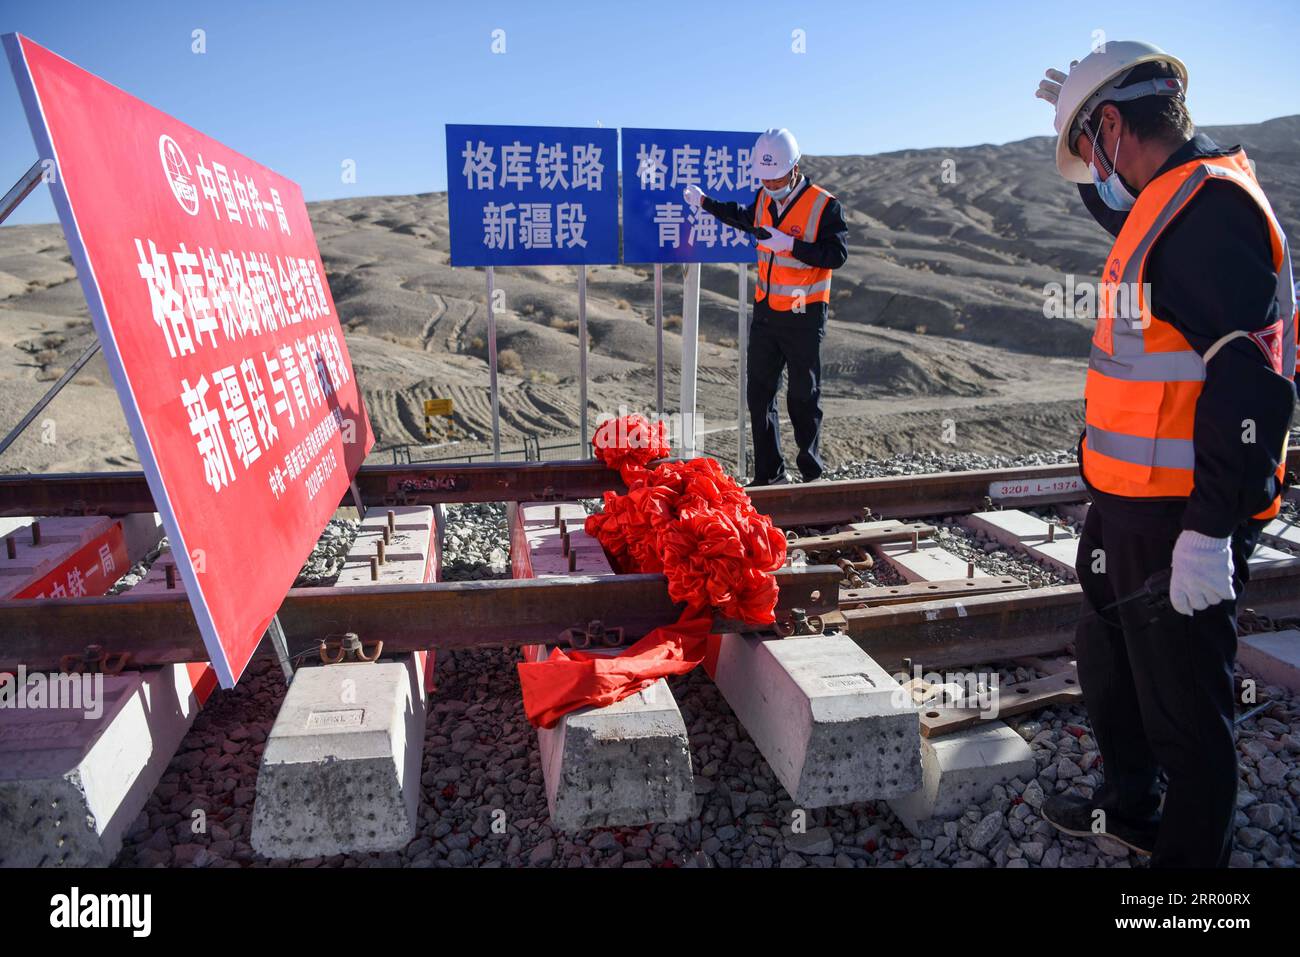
[0,460,627,518]
[841,561,1300,673]
[0,564,840,672]
[0,457,1210,521]
[5,448,1297,524]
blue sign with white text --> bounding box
[446,124,619,266]
[621,128,761,264]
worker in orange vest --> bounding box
[1037,42,1297,867]
[684,128,848,485]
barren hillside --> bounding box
[2,117,1296,473]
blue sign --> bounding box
[621,128,761,265]
[446,124,619,266]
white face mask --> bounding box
[764,173,797,201]
[1089,130,1136,212]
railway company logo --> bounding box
[49,887,151,937]
[1247,320,1286,374]
[159,134,199,216]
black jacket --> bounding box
[702,177,849,325]
[1079,133,1297,537]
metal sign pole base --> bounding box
[266,614,295,684]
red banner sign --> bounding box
[5,35,374,687]
[14,522,128,601]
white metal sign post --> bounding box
[680,263,701,458]
[485,265,501,458]
[654,263,664,418]
[737,263,748,477]
[578,264,589,451]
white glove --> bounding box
[1034,65,1074,106]
[758,226,795,254]
[1169,530,1236,616]
[683,185,705,210]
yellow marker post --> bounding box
[423,398,455,442]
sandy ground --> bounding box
[1,117,1296,474]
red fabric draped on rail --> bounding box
[517,415,786,728]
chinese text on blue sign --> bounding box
[446,124,619,267]
[621,128,761,265]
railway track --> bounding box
[0,457,1096,520]
[3,456,1298,864]
[2,454,1298,673]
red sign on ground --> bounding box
[5,35,374,687]
[13,522,128,601]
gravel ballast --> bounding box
[108,457,1298,868]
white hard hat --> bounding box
[751,128,800,181]
[1052,40,1188,183]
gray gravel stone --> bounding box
[1258,756,1289,786]
[967,812,1004,852]
[104,475,1300,872]
[528,839,556,866]
[786,827,834,857]
[1248,802,1286,831]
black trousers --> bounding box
[746,314,826,482]
[1074,502,1261,868]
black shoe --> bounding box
[800,470,823,483]
[1042,794,1157,856]
[746,472,791,488]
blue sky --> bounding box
[3,0,1298,225]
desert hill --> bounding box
[2,117,1297,473]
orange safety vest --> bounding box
[1082,149,1297,520]
[753,180,835,313]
